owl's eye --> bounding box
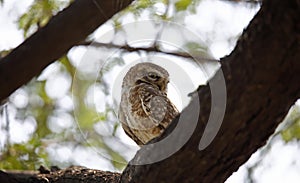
[147,72,160,80]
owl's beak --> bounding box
[158,79,168,92]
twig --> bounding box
[77,41,219,62]
[220,0,262,4]
[4,105,10,150]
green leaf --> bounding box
[183,41,208,57]
[281,118,300,142]
[59,55,76,76]
[137,0,153,9]
[104,144,127,170]
[18,0,71,37]
[0,49,11,58]
[0,136,49,170]
[175,0,192,11]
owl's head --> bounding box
[122,62,170,92]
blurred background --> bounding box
[1,0,300,182]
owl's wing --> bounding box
[149,95,179,129]
[148,95,168,125]
[118,105,144,145]
[136,84,179,129]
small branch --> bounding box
[4,105,10,150]
[77,41,219,62]
[220,0,262,4]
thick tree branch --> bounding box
[3,166,120,183]
[0,0,133,103]
[120,0,300,182]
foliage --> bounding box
[0,0,263,173]
[281,105,300,142]
[19,0,71,37]
[281,118,300,141]
[115,0,200,22]
[0,49,11,58]
[175,0,192,11]
[0,136,49,170]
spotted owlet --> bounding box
[118,62,179,145]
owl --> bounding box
[118,62,179,145]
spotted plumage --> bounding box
[118,62,178,145]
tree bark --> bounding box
[0,0,133,103]
[0,0,299,182]
[2,166,120,183]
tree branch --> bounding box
[3,166,120,183]
[220,0,261,4]
[0,0,133,103]
[77,41,219,62]
[120,0,300,182]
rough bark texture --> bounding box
[0,171,19,183]
[0,0,133,103]
[2,166,120,183]
[0,0,299,182]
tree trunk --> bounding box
[0,0,299,182]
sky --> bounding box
[0,0,33,50]
[1,0,300,182]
